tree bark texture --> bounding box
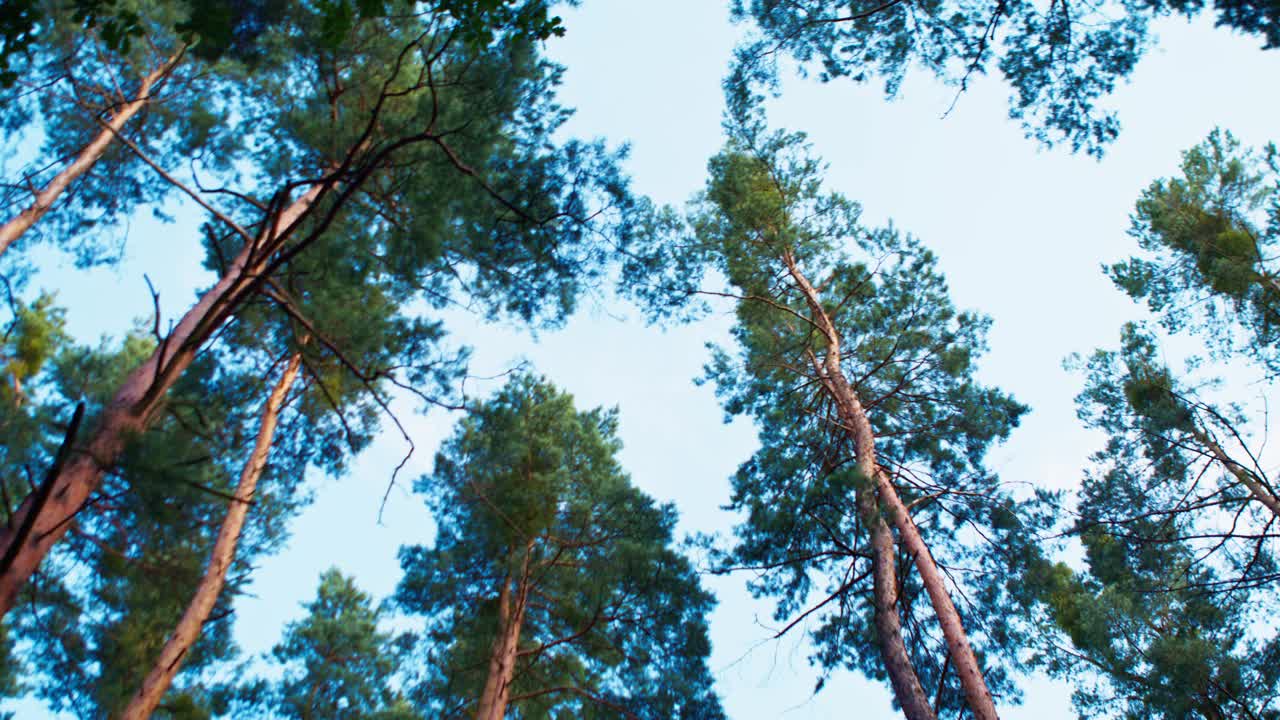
[0,183,322,617]
[0,48,185,256]
[873,469,1000,720]
[789,252,936,720]
[475,547,533,720]
[784,250,999,720]
[118,353,301,720]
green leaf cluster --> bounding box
[1109,129,1280,373]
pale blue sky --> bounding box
[9,1,1280,717]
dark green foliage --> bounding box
[0,0,40,86]
[1028,324,1280,717]
[688,121,1038,714]
[0,0,246,264]
[13,332,309,718]
[5,2,667,712]
[311,0,565,49]
[730,0,1279,155]
[1071,325,1280,592]
[239,569,418,720]
[0,0,141,86]
[395,375,725,719]
[1109,129,1280,373]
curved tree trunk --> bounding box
[0,183,323,617]
[119,352,302,720]
[785,250,998,720]
[0,47,186,256]
[793,253,935,720]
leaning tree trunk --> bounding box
[796,278,935,719]
[860,485,938,720]
[784,250,1000,720]
[1192,428,1280,520]
[119,352,301,720]
[475,545,533,720]
[0,183,323,617]
[873,469,999,720]
[0,47,185,256]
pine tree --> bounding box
[395,375,724,719]
[1110,129,1280,373]
[0,0,660,618]
[1024,325,1280,717]
[1025,129,1280,716]
[681,112,1035,718]
[0,0,280,262]
[244,569,418,720]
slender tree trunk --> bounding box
[475,547,532,720]
[0,48,185,256]
[1193,428,1280,519]
[785,250,998,720]
[118,352,301,720]
[860,485,938,720]
[794,265,935,720]
[0,183,322,617]
[873,469,999,720]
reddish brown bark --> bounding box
[0,183,322,616]
[119,353,301,720]
[475,546,533,720]
[785,250,998,720]
[0,48,186,256]
[791,252,935,720]
[861,485,938,720]
[874,469,999,720]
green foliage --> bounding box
[6,3,670,712]
[687,123,1035,713]
[395,375,724,719]
[243,569,416,720]
[14,334,315,719]
[731,0,1280,156]
[1034,322,1280,717]
[2,292,66,397]
[1109,129,1280,373]
[311,0,565,49]
[0,1,246,264]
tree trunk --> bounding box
[118,352,301,720]
[861,485,938,720]
[784,250,998,720]
[791,253,935,720]
[0,48,185,256]
[1192,428,1280,520]
[873,469,999,720]
[0,183,322,617]
[475,548,533,720]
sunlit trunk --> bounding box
[475,546,533,720]
[785,250,998,720]
[0,184,322,616]
[0,48,186,256]
[119,353,302,720]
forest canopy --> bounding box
[0,1,1277,719]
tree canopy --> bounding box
[3,1,1280,719]
[395,375,724,719]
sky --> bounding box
[8,1,1280,718]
